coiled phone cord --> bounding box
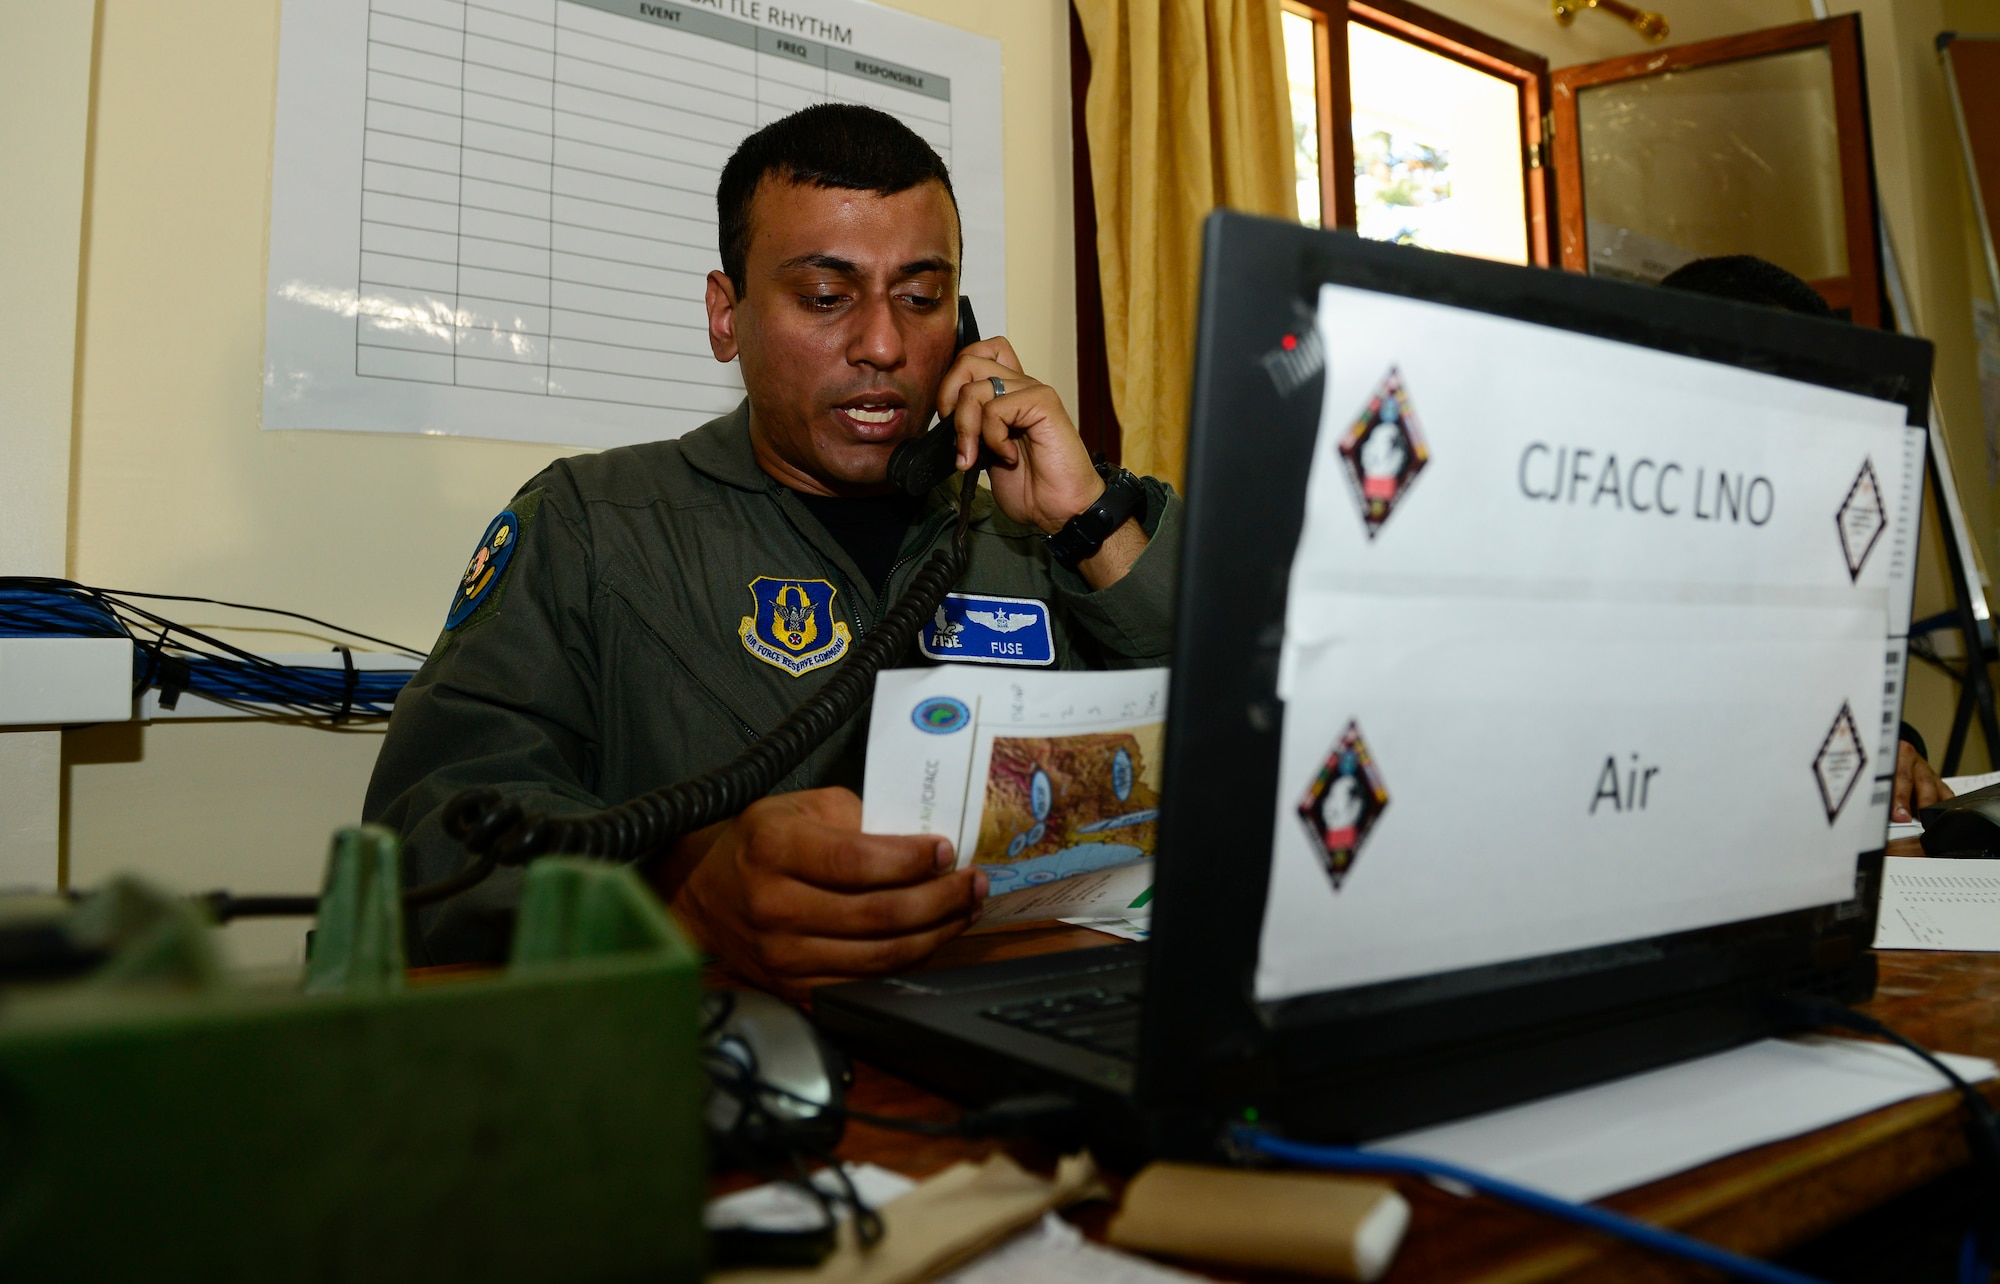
[439,468,983,878]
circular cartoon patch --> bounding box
[445,509,520,630]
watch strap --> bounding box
[1045,465,1144,570]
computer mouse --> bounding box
[701,988,850,1160]
[1918,782,2000,857]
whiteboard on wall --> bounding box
[262,0,1004,448]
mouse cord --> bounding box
[703,1034,884,1247]
[438,468,983,881]
[1766,997,2000,1284]
[749,1075,1084,1144]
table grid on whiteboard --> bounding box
[352,0,953,413]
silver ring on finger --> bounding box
[989,376,1007,398]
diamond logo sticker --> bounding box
[1297,721,1389,891]
[1339,367,1429,538]
[1835,458,1886,582]
[1812,702,1867,824]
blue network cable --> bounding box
[0,579,421,722]
[1231,1127,1832,1284]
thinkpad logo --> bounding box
[1339,367,1429,538]
[1296,721,1389,891]
[1835,458,1886,582]
[1260,300,1324,398]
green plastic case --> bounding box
[0,827,705,1282]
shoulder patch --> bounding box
[920,592,1055,667]
[738,577,851,677]
[443,489,544,639]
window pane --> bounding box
[1348,23,1528,263]
[1576,46,1846,286]
[1282,10,1322,229]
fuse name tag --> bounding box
[919,592,1056,667]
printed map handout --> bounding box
[863,667,1169,922]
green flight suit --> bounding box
[364,401,1182,963]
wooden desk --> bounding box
[821,843,2000,1282]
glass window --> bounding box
[1348,22,1529,264]
[1575,46,1846,287]
[1283,9,1323,229]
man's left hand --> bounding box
[1894,739,1951,824]
[937,337,1147,589]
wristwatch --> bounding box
[1045,464,1145,571]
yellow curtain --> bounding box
[1074,0,1297,489]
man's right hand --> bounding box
[657,787,987,1001]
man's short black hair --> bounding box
[716,104,958,295]
[1659,255,1835,318]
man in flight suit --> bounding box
[365,105,1179,997]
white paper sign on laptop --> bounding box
[1256,284,1924,1004]
[863,667,1169,900]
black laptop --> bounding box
[813,211,1934,1165]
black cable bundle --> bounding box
[442,470,982,875]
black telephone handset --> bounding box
[887,297,1002,497]
[441,297,997,874]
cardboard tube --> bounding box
[1107,1162,1410,1281]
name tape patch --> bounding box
[919,592,1055,667]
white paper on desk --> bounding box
[1895,774,2000,842]
[1947,771,2000,794]
[1256,284,1924,1004]
[863,667,1168,898]
[1874,856,2000,950]
[1374,1036,1997,1202]
[968,861,1154,933]
[938,1212,1205,1284]
[1061,914,1152,942]
[705,1163,916,1232]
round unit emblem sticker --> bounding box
[911,696,972,734]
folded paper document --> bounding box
[863,668,1168,922]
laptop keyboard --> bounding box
[981,987,1143,1060]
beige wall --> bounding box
[1,2,97,888]
[60,0,1076,961]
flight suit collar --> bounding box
[677,398,1000,613]
[677,400,774,494]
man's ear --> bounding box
[705,270,740,362]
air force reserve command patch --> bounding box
[919,592,1055,667]
[445,508,522,631]
[739,577,852,677]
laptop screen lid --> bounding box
[1140,212,1933,1147]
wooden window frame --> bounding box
[1281,0,1357,231]
[1549,14,1882,326]
[1283,0,1554,265]
[1067,0,1557,459]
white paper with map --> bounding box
[862,667,1168,913]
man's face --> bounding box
[705,177,960,495]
